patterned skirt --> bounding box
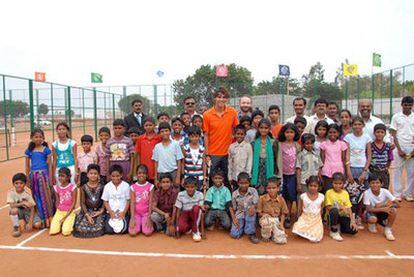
[256,158,267,195]
[30,169,55,221]
[73,211,106,238]
[292,212,324,242]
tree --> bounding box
[118,94,152,117]
[38,103,49,116]
[0,100,29,117]
[173,63,254,112]
[254,77,302,96]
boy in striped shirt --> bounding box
[183,126,207,191]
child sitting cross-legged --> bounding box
[257,177,288,244]
[363,172,400,241]
[229,172,259,244]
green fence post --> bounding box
[371,74,375,114]
[82,89,86,135]
[281,78,285,123]
[93,88,98,141]
[103,92,107,127]
[123,86,127,98]
[50,84,55,141]
[389,70,393,121]
[67,86,72,137]
[8,90,14,129]
[153,85,158,116]
[29,79,35,131]
[345,79,349,110]
[36,89,40,125]
[2,75,10,160]
[357,78,360,104]
[112,94,115,121]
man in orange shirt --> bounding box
[203,87,238,186]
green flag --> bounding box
[91,72,103,83]
[372,53,381,67]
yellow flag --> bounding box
[343,64,358,76]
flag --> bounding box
[34,72,46,82]
[278,65,290,77]
[91,72,103,83]
[343,64,358,76]
[156,70,164,78]
[373,53,382,67]
[215,64,228,77]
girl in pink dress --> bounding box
[129,164,154,236]
[319,123,348,193]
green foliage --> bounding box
[0,100,29,117]
[254,77,302,96]
[117,94,151,116]
[38,103,49,115]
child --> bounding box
[7,173,42,237]
[296,134,323,195]
[152,122,184,188]
[292,176,324,242]
[251,119,279,195]
[96,127,110,183]
[340,109,352,140]
[294,116,307,137]
[180,112,192,134]
[204,170,232,230]
[277,123,301,228]
[268,105,282,138]
[52,122,78,185]
[128,127,141,182]
[183,126,207,191]
[257,178,288,244]
[105,119,135,182]
[192,114,203,130]
[77,134,98,187]
[129,164,154,236]
[229,172,259,244]
[136,117,162,184]
[151,173,178,235]
[50,167,77,236]
[324,172,358,241]
[73,164,105,238]
[319,123,348,193]
[314,120,328,156]
[102,165,131,234]
[170,117,185,147]
[245,110,264,143]
[363,172,399,241]
[228,125,253,192]
[370,123,393,189]
[239,115,252,131]
[174,176,204,242]
[25,128,54,227]
[157,112,170,124]
[128,127,141,144]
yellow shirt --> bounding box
[324,189,352,217]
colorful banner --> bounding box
[215,64,228,77]
[343,64,358,76]
[91,72,103,83]
[279,65,290,77]
[373,53,382,67]
[34,72,46,82]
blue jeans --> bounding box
[205,209,231,229]
[230,213,256,238]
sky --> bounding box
[0,0,413,87]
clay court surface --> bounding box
[0,158,413,276]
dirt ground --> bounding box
[0,158,413,277]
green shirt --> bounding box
[205,185,232,210]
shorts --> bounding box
[282,174,297,202]
[365,211,388,226]
[10,207,41,224]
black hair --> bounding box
[127,127,141,135]
[180,112,190,118]
[12,173,27,184]
[159,173,173,182]
[301,133,316,144]
[368,172,383,183]
[136,164,149,175]
[171,117,183,125]
[268,105,281,114]
[314,120,329,137]
[402,96,414,105]
[374,123,387,133]
[157,112,170,120]
[251,110,265,120]
[143,117,156,125]
[58,167,71,179]
[131,99,143,106]
[211,169,225,178]
[294,116,307,127]
[28,128,48,151]
[187,125,202,136]
[314,98,328,107]
[56,121,70,138]
[254,118,273,140]
[327,123,342,138]
[278,122,300,142]
[328,101,339,108]
[234,124,246,134]
[192,114,203,123]
[351,116,365,126]
[293,97,307,106]
[183,96,196,103]
[332,172,346,182]
[81,134,94,143]
[340,109,352,118]
[184,176,198,186]
[240,115,252,125]
[306,176,321,188]
[267,177,281,186]
[237,172,250,182]
[109,164,123,175]
[113,119,125,127]
[87,164,101,174]
[99,126,111,135]
[158,122,171,133]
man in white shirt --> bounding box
[285,97,310,124]
[358,99,388,141]
[304,98,334,134]
[183,96,200,118]
[390,96,414,201]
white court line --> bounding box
[0,245,413,260]
[385,250,396,257]
[15,229,48,247]
[0,204,9,210]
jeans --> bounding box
[205,209,231,230]
[230,213,256,238]
[210,155,229,186]
[328,208,357,235]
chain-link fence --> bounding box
[0,74,123,162]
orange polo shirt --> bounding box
[203,105,238,156]
[271,123,283,139]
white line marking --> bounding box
[0,245,413,260]
[0,204,9,210]
[385,250,396,257]
[15,229,48,247]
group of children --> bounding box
[7,102,402,244]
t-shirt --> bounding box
[344,133,372,168]
[152,140,184,173]
[319,140,348,177]
[295,149,323,184]
[25,146,52,171]
[77,151,98,173]
[205,185,232,210]
[52,139,76,168]
[135,133,162,179]
[130,182,154,214]
[363,188,396,207]
[390,111,414,149]
[6,189,36,206]
[301,193,324,215]
[95,144,108,177]
[101,181,131,212]
[175,190,204,211]
[324,189,352,217]
[281,142,296,175]
[183,144,205,180]
[54,183,76,211]
[370,142,394,170]
[105,136,135,162]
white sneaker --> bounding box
[384,227,395,241]
[330,231,343,241]
[403,195,414,202]
[396,197,402,202]
[368,223,378,233]
[192,231,202,242]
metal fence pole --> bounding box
[371,74,375,114]
[112,94,115,121]
[50,84,55,141]
[82,89,86,134]
[357,78,360,104]
[93,88,98,141]
[67,86,72,137]
[29,79,35,131]
[103,92,107,127]
[389,70,393,121]
[345,79,349,110]
[36,89,40,125]
[2,75,10,160]
[123,86,127,98]
[8,90,14,129]
[153,85,158,116]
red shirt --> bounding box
[135,133,162,179]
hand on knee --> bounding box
[367,216,377,224]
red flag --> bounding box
[34,72,46,82]
[215,64,228,77]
